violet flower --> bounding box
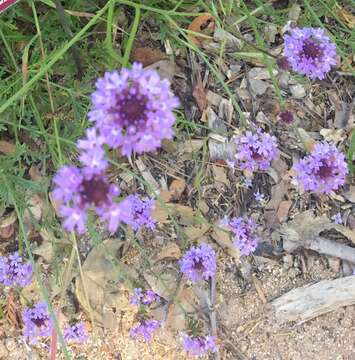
[22,301,53,344]
[182,334,218,356]
[121,195,156,231]
[331,213,342,225]
[88,63,179,156]
[221,216,259,256]
[130,288,159,306]
[0,252,32,288]
[130,319,161,342]
[64,321,88,344]
[52,163,134,233]
[233,129,278,173]
[179,244,216,282]
[283,27,337,80]
[293,142,348,194]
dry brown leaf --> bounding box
[192,79,207,111]
[169,178,186,199]
[276,200,292,223]
[211,228,239,259]
[5,290,18,328]
[145,60,176,82]
[185,223,210,241]
[0,211,16,240]
[212,164,229,186]
[188,13,215,47]
[0,140,16,155]
[183,139,204,153]
[155,243,181,261]
[131,47,167,67]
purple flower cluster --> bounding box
[0,252,32,288]
[233,129,278,173]
[130,319,161,342]
[88,62,179,156]
[122,195,156,231]
[52,63,172,235]
[221,217,259,256]
[22,301,53,344]
[293,142,348,194]
[283,27,337,80]
[179,244,217,282]
[182,334,218,356]
[130,288,159,306]
[53,163,128,234]
[64,321,88,344]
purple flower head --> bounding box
[53,164,130,233]
[0,252,32,288]
[64,321,88,344]
[179,244,216,282]
[331,212,342,225]
[182,334,218,356]
[278,110,294,124]
[283,27,337,80]
[130,288,159,306]
[293,142,348,194]
[88,63,179,156]
[76,128,108,176]
[222,217,259,256]
[130,319,161,342]
[121,195,156,231]
[233,129,278,173]
[22,301,53,344]
[254,191,265,203]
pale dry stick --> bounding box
[209,275,220,360]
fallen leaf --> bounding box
[5,290,18,328]
[276,200,292,223]
[192,79,207,111]
[0,211,16,240]
[212,164,229,186]
[188,13,215,47]
[211,228,239,259]
[155,243,181,261]
[334,4,355,29]
[131,47,167,67]
[75,239,136,327]
[183,139,204,153]
[213,28,242,49]
[145,60,176,82]
[185,223,210,241]
[0,140,15,155]
[169,178,186,199]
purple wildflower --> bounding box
[278,110,294,124]
[130,288,159,306]
[179,244,216,282]
[88,63,179,156]
[254,191,265,203]
[331,212,342,225]
[130,319,161,342]
[276,56,292,71]
[293,142,348,194]
[121,195,156,231]
[64,322,88,344]
[233,129,278,173]
[283,27,337,80]
[222,217,259,256]
[0,252,32,288]
[76,128,108,176]
[52,165,130,233]
[182,334,218,356]
[22,301,53,344]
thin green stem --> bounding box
[122,5,141,67]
